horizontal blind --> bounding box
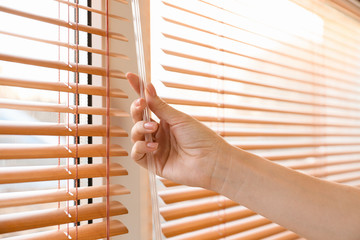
[0,0,132,239]
[151,0,360,239]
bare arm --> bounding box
[127,73,360,240]
[212,146,360,240]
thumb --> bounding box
[145,83,186,125]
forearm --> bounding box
[212,145,360,240]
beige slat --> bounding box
[162,80,360,113]
[0,122,127,137]
[289,158,360,170]
[159,188,218,204]
[0,31,128,59]
[314,166,360,178]
[160,178,181,187]
[264,150,360,161]
[194,115,360,128]
[219,129,360,137]
[162,16,360,78]
[3,220,128,240]
[162,206,255,238]
[0,98,128,117]
[0,163,127,184]
[334,175,360,184]
[0,53,125,79]
[0,5,127,41]
[262,230,299,240]
[0,184,130,208]
[168,215,271,240]
[162,32,359,82]
[161,196,238,221]
[225,223,286,240]
[0,201,127,234]
[164,97,360,120]
[0,76,128,97]
[237,142,360,150]
[194,0,360,67]
[165,0,360,62]
[162,5,360,76]
[162,65,360,105]
[0,144,127,159]
[55,0,128,21]
[289,0,360,41]
[162,49,360,97]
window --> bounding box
[1,0,360,239]
[152,0,360,239]
[0,1,151,239]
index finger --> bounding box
[126,72,140,95]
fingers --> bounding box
[130,98,146,123]
[126,72,140,95]
[127,72,189,126]
[145,83,189,125]
[131,121,158,143]
[131,141,158,168]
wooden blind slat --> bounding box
[237,142,360,150]
[161,2,360,74]
[289,158,360,170]
[164,97,360,120]
[1,220,128,240]
[155,0,360,239]
[0,144,127,159]
[162,80,360,113]
[261,230,299,240]
[313,166,360,178]
[0,0,134,238]
[195,0,360,65]
[169,215,271,240]
[162,206,255,238]
[162,65,360,104]
[162,32,360,79]
[264,150,360,161]
[0,76,128,97]
[162,49,360,96]
[0,201,127,234]
[159,188,218,204]
[0,122,127,136]
[0,5,128,41]
[55,0,129,21]
[0,31,128,59]
[0,185,130,208]
[161,198,238,221]
[0,163,127,184]
[218,129,360,138]
[224,223,286,240]
[0,53,125,79]
[194,115,360,128]
[0,98,129,116]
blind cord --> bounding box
[131,0,163,239]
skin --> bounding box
[127,72,360,240]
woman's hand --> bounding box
[127,73,231,190]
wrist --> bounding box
[209,142,246,196]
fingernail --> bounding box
[146,83,157,97]
[144,122,156,130]
[147,142,158,149]
[135,98,141,107]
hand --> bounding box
[127,73,231,190]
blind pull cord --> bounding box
[131,0,163,239]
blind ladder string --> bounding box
[130,0,162,239]
[105,0,111,238]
